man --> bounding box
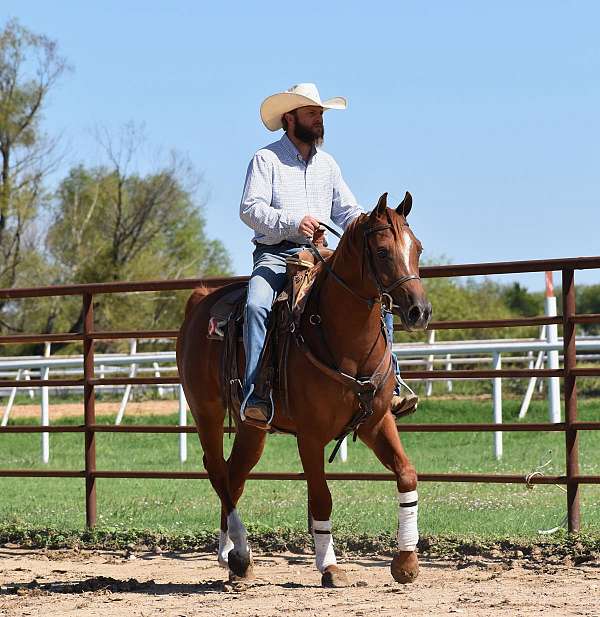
[239,83,416,429]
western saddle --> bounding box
[207,246,333,421]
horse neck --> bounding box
[315,232,385,370]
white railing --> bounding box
[2,335,600,463]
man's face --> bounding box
[290,105,324,145]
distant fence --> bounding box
[1,256,600,532]
[3,335,600,463]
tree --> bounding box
[43,127,231,342]
[577,284,600,335]
[502,282,543,317]
[0,19,68,294]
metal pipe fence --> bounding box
[1,258,600,532]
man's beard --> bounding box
[293,118,324,147]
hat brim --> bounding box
[260,93,347,131]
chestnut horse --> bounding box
[177,192,431,587]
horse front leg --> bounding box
[297,435,349,588]
[358,412,420,583]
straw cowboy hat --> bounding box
[260,83,347,131]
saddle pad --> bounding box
[209,283,247,322]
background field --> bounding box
[1,398,599,540]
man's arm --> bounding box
[330,161,364,229]
[239,154,304,240]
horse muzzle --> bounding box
[393,300,432,331]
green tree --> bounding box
[502,282,543,317]
[0,19,68,294]
[42,129,231,341]
[577,284,600,335]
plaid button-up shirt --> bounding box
[240,133,363,245]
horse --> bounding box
[176,192,431,587]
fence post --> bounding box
[425,329,435,396]
[518,326,546,419]
[178,385,188,463]
[1,368,21,426]
[41,342,51,464]
[492,352,503,460]
[562,269,580,532]
[115,339,137,425]
[545,272,561,423]
[83,293,97,528]
[445,354,453,392]
[340,436,348,462]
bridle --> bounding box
[300,218,421,462]
[308,220,420,312]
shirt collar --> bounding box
[280,133,317,163]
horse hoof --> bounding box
[217,555,229,569]
[391,551,419,583]
[228,549,254,579]
[321,564,349,588]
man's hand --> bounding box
[312,227,326,247]
[298,215,320,239]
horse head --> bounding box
[363,192,431,331]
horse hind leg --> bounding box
[186,399,249,577]
[358,412,420,583]
[218,424,268,579]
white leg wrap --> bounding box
[227,509,250,560]
[397,490,419,551]
[217,529,234,568]
[312,519,337,573]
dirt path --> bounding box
[7,400,178,420]
[0,548,598,616]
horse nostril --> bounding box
[407,305,422,326]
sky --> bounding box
[4,0,600,290]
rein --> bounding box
[295,219,416,461]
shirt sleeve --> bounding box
[330,160,364,230]
[239,154,303,240]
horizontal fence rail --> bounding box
[1,255,600,531]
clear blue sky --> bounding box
[5,1,600,290]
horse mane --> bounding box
[329,207,406,278]
[330,213,369,268]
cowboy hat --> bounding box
[260,83,347,131]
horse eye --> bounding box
[376,248,389,259]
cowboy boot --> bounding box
[391,392,419,418]
[243,395,272,431]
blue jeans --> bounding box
[242,242,402,402]
[243,242,303,401]
[384,311,402,394]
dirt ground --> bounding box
[8,401,178,419]
[8,394,491,421]
[0,548,598,617]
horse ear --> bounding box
[371,192,388,218]
[396,191,412,218]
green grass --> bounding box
[0,398,599,540]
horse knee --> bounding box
[396,466,417,493]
